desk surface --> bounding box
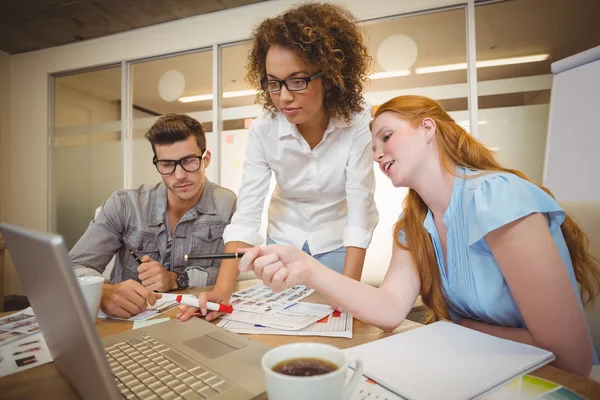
[1,279,599,399]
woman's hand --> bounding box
[239,244,318,291]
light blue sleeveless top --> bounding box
[398,166,598,364]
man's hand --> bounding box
[101,280,161,318]
[138,255,177,292]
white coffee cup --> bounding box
[76,276,105,323]
[261,342,364,400]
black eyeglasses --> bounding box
[261,71,324,93]
[153,150,207,175]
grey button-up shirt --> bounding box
[70,179,236,287]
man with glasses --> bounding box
[70,114,236,318]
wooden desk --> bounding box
[1,279,599,399]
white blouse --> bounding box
[222,105,379,255]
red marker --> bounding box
[174,295,233,314]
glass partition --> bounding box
[475,0,600,183]
[54,66,122,249]
[360,7,468,285]
[131,49,214,187]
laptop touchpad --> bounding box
[184,332,247,359]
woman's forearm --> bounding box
[309,263,412,331]
[460,319,535,345]
[460,319,592,376]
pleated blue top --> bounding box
[398,166,598,364]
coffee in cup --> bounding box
[272,357,338,376]
[262,342,364,400]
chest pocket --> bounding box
[189,223,226,267]
[123,228,160,282]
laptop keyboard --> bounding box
[105,334,234,399]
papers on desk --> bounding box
[350,375,405,400]
[97,297,180,321]
[0,307,40,346]
[0,309,53,378]
[343,321,555,400]
[230,283,314,314]
[220,302,333,330]
[217,284,354,337]
[348,372,584,400]
[219,306,352,336]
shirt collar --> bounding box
[276,112,355,140]
[149,178,216,227]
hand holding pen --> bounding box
[129,248,176,292]
[160,293,233,314]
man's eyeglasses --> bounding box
[153,150,207,175]
[261,71,324,93]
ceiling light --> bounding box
[223,89,257,99]
[179,89,257,103]
[179,94,213,103]
[368,70,411,79]
[417,63,467,74]
[476,54,549,68]
[415,54,550,74]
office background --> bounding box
[0,0,599,299]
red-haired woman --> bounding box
[240,95,600,377]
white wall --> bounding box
[0,50,7,217]
[0,50,23,296]
[544,51,600,201]
[55,84,122,248]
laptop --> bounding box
[0,222,270,400]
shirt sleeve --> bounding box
[69,191,126,280]
[186,269,208,288]
[222,122,272,246]
[343,107,379,248]
[466,173,566,246]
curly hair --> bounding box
[246,2,371,123]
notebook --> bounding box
[343,321,555,400]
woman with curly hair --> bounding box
[239,95,600,376]
[177,3,378,322]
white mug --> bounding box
[76,276,104,323]
[261,342,364,400]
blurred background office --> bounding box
[0,0,598,319]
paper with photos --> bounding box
[218,309,353,338]
[0,332,53,377]
[230,283,314,314]
[220,302,333,330]
[0,307,40,346]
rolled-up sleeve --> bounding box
[222,124,272,246]
[69,192,126,279]
[343,109,379,248]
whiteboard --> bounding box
[543,46,600,201]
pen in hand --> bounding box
[183,253,240,262]
[161,293,233,314]
[128,248,143,265]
